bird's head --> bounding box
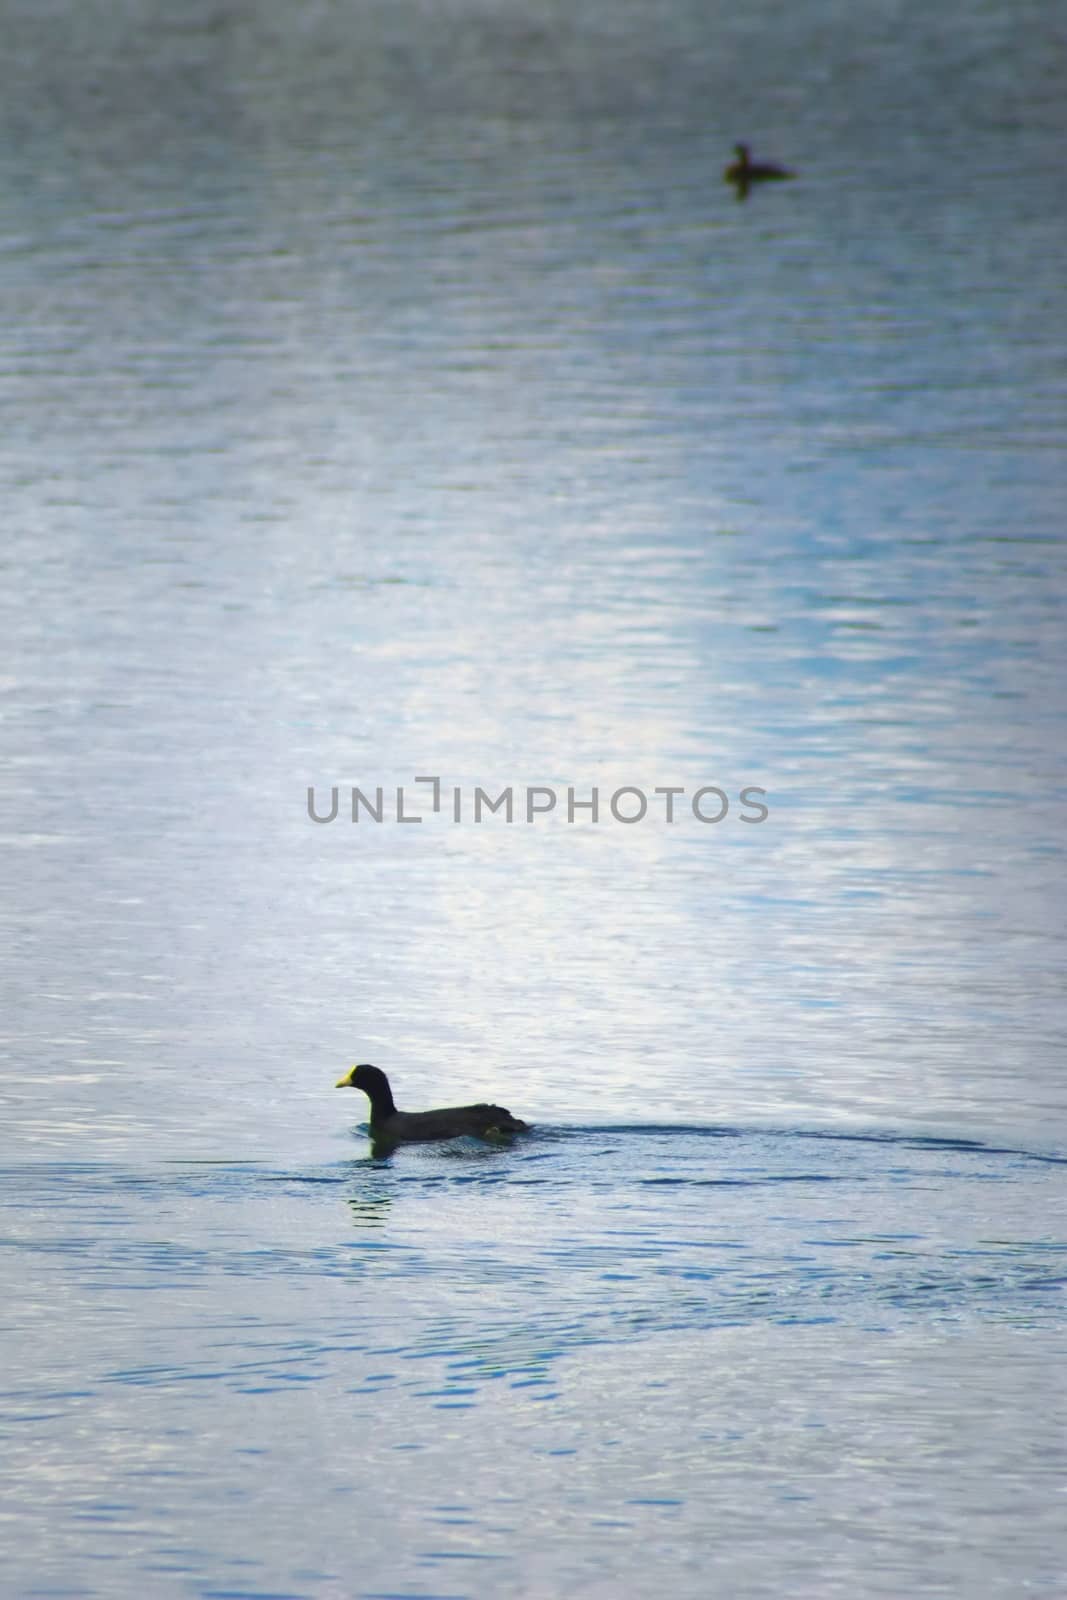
[335,1063,376,1089]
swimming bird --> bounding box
[724,142,795,198]
[335,1063,530,1147]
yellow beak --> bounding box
[335,1069,356,1088]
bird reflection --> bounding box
[344,1189,392,1225]
[724,142,795,201]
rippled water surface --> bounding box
[2,0,1066,1594]
[6,1133,1066,1598]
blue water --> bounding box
[2,0,1066,1593]
[5,1133,1066,1597]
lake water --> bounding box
[1,0,1065,1595]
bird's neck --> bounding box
[364,1077,397,1122]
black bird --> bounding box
[335,1063,530,1147]
[724,142,795,198]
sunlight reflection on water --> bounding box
[1,0,1066,1592]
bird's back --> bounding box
[383,1101,529,1142]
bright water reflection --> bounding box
[1,0,1066,1592]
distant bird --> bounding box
[335,1063,530,1148]
[724,142,795,199]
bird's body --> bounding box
[335,1063,530,1147]
[724,143,794,196]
